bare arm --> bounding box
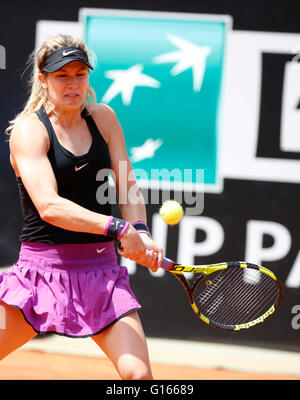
[100,108,147,223]
[9,117,110,235]
[92,104,163,269]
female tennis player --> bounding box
[0,34,163,380]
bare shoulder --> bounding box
[88,102,116,120]
[86,103,120,143]
[10,113,49,152]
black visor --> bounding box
[40,47,93,72]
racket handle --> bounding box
[161,257,173,270]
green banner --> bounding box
[82,10,231,191]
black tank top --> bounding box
[17,106,113,244]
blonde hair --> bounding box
[6,34,97,135]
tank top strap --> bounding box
[81,107,106,144]
[35,107,56,146]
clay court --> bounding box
[0,335,299,380]
[0,350,298,380]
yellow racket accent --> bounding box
[234,304,276,331]
[259,266,277,281]
[191,302,199,314]
[170,264,228,274]
[199,314,210,325]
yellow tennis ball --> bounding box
[159,200,184,225]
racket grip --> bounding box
[161,257,173,270]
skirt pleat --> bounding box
[0,241,141,337]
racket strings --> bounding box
[232,272,277,312]
[219,271,279,324]
[193,267,280,327]
[218,271,279,325]
[219,273,278,325]
[215,270,266,322]
[234,271,280,321]
[192,272,225,304]
[200,269,244,320]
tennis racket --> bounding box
[161,257,282,331]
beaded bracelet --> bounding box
[132,220,151,237]
[104,217,130,240]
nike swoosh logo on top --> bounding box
[96,248,106,254]
[63,50,78,56]
[75,163,89,172]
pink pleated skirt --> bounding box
[0,241,141,337]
